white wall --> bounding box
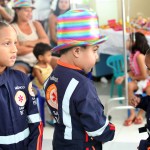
[94,0,118,25]
[32,0,51,20]
[90,0,150,25]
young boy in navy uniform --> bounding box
[0,22,43,149]
[130,49,150,150]
[44,9,115,150]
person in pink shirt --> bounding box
[116,32,150,126]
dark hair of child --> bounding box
[130,32,149,55]
[33,43,51,59]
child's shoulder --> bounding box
[8,68,29,79]
[136,52,145,60]
[33,64,41,69]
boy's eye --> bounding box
[94,49,97,52]
[3,42,11,46]
[93,47,98,52]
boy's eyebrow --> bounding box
[95,45,99,49]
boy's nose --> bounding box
[12,45,18,53]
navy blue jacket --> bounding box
[0,68,43,150]
[137,96,150,131]
[137,96,150,150]
[44,60,115,150]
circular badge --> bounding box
[15,90,26,106]
[46,84,58,110]
[28,82,35,97]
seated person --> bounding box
[129,48,150,150]
[11,0,49,74]
[115,32,150,126]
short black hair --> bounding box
[33,43,52,59]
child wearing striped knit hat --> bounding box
[44,9,115,150]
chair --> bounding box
[106,54,124,98]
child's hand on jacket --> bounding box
[129,96,141,107]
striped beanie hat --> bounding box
[52,9,107,52]
[13,0,35,9]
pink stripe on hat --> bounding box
[52,9,107,52]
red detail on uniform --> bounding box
[147,147,150,150]
[52,92,57,101]
[109,123,115,130]
[37,122,43,150]
[85,132,89,150]
[18,95,23,102]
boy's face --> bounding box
[145,55,150,75]
[76,45,99,73]
[42,51,52,64]
[0,26,17,71]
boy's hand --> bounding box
[115,76,125,84]
[129,96,141,107]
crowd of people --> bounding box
[0,0,150,149]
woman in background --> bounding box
[49,0,70,48]
[11,0,49,74]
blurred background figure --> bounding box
[115,32,150,126]
[48,0,70,49]
[32,0,52,34]
[11,0,49,74]
[0,0,14,22]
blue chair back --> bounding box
[106,54,124,78]
[106,54,125,98]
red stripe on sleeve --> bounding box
[109,123,115,130]
[85,132,90,150]
[37,122,43,150]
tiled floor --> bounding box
[42,79,148,150]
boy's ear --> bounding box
[72,46,81,58]
[38,55,43,60]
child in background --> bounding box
[44,9,115,150]
[115,32,150,126]
[33,43,53,94]
[11,0,49,74]
[33,42,54,126]
[129,48,150,150]
[0,22,43,149]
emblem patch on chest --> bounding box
[15,90,26,106]
[46,84,58,110]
